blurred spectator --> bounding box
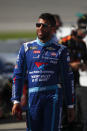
[60,15,87,131]
[75,13,87,131]
[53,14,63,40]
[77,14,87,29]
[60,27,87,85]
[77,13,87,47]
[53,14,63,33]
[57,25,75,40]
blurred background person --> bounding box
[53,14,63,33]
[77,13,87,47]
[60,14,87,131]
[60,28,87,86]
[75,13,87,131]
[53,14,63,41]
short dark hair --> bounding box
[38,13,56,27]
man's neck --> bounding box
[39,36,52,43]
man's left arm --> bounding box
[60,47,75,122]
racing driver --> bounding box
[11,13,75,131]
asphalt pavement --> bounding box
[0,122,26,131]
[0,112,26,131]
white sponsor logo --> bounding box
[31,74,51,82]
[29,70,54,74]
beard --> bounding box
[37,31,51,42]
[38,34,48,40]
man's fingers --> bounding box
[12,104,22,120]
[12,108,17,116]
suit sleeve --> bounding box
[11,44,27,102]
[60,47,75,107]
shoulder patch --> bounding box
[23,40,36,52]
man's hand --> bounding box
[67,108,75,123]
[12,103,22,120]
[70,61,80,70]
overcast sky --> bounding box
[0,0,87,31]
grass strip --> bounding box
[0,31,37,40]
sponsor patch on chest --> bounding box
[33,50,40,54]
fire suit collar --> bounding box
[37,37,54,47]
[51,34,58,44]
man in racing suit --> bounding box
[11,13,75,131]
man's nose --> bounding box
[39,24,43,29]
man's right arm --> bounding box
[11,44,26,102]
[11,44,26,118]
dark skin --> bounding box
[12,18,75,122]
[36,18,54,42]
